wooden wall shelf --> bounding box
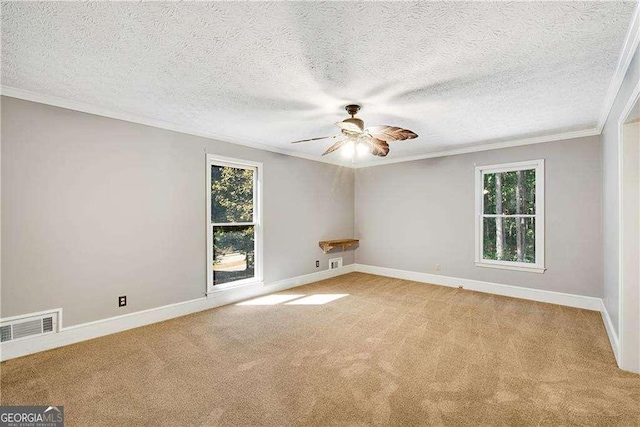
[319,239,359,254]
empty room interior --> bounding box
[1,1,640,426]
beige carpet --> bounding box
[1,273,639,426]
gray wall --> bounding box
[355,135,603,297]
[1,96,354,326]
[602,46,640,334]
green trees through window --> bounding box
[482,169,536,263]
[211,165,256,286]
[211,166,254,224]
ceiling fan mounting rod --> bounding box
[345,104,361,117]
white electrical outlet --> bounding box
[435,264,441,272]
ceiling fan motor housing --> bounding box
[343,117,364,131]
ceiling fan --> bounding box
[291,105,418,157]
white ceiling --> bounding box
[1,2,636,165]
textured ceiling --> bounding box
[1,2,635,164]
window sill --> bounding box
[207,279,264,295]
[475,262,546,274]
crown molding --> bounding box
[596,0,640,133]
[352,127,600,169]
[1,85,601,170]
[0,86,352,169]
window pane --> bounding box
[483,217,535,263]
[483,169,535,215]
[211,165,254,223]
[483,173,497,214]
[522,169,536,215]
[213,225,255,285]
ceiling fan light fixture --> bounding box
[341,140,356,158]
[356,141,370,157]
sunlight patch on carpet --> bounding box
[285,294,349,305]
[237,294,305,305]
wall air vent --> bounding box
[329,257,343,270]
[0,325,12,342]
[0,311,59,343]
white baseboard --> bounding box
[353,264,603,311]
[0,265,354,362]
[600,300,620,365]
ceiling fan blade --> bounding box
[290,135,336,144]
[322,138,350,156]
[335,121,363,134]
[370,137,390,157]
[367,125,418,142]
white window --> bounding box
[475,159,545,273]
[207,155,262,291]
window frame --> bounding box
[474,159,545,274]
[206,154,263,293]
